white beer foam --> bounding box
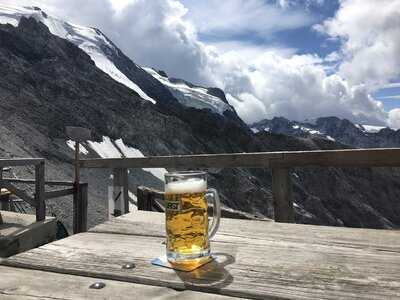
[165,178,206,194]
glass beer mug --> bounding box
[164,171,221,264]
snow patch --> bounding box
[326,135,335,141]
[299,126,322,135]
[251,128,259,133]
[87,137,167,181]
[144,67,231,115]
[66,140,89,155]
[0,4,155,104]
[114,139,167,181]
[88,136,122,158]
[264,127,270,132]
[360,125,386,133]
[128,191,138,211]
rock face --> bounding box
[0,18,270,231]
[1,16,400,231]
[251,116,400,148]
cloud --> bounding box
[182,0,315,40]
[317,0,400,87]
[207,50,386,124]
[3,0,394,126]
[278,0,325,9]
[388,108,400,129]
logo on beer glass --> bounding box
[164,171,221,264]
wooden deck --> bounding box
[1,211,400,299]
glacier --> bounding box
[144,67,232,115]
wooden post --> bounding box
[73,141,81,234]
[66,126,91,232]
[137,186,154,211]
[35,162,46,221]
[79,183,88,232]
[0,168,8,211]
[0,191,11,211]
[272,167,294,223]
[112,168,129,216]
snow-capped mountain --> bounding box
[0,5,155,103]
[251,116,400,148]
[0,4,232,115]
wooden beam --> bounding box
[35,162,46,222]
[274,148,400,168]
[0,158,44,167]
[44,188,75,199]
[79,148,400,170]
[3,178,75,186]
[272,168,294,223]
[79,152,284,169]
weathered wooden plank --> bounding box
[44,188,75,199]
[0,211,56,258]
[34,163,45,222]
[0,159,44,167]
[272,167,294,223]
[0,266,242,300]
[3,178,74,186]
[90,211,400,252]
[274,148,400,168]
[79,148,400,169]
[79,152,284,169]
[3,227,400,300]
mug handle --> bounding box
[206,188,221,239]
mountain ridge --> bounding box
[251,116,400,148]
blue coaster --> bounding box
[151,255,214,272]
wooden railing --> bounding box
[0,158,87,232]
[79,148,400,223]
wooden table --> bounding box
[2,211,400,299]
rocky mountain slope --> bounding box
[251,116,400,148]
[1,7,400,231]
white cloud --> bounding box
[388,108,400,129]
[278,0,325,9]
[207,50,386,124]
[182,0,315,39]
[318,0,400,87]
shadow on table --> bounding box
[175,252,235,290]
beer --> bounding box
[165,178,210,262]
